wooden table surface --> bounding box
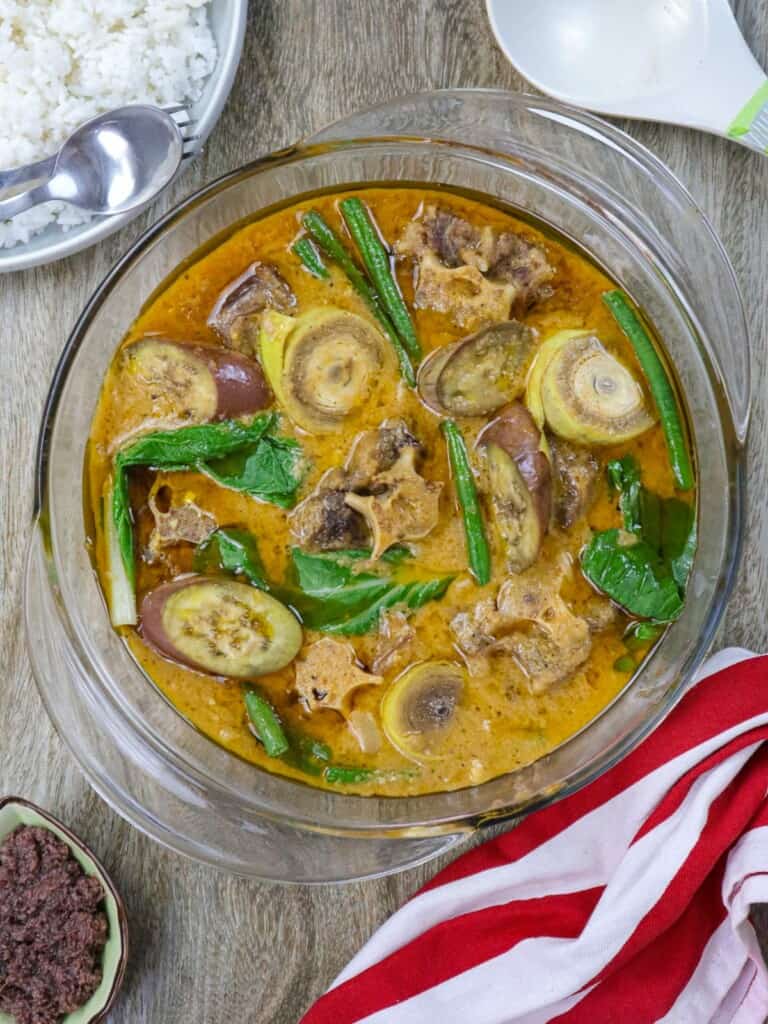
[2,1,768,1020]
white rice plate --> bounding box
[0,0,217,248]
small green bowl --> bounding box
[0,797,128,1024]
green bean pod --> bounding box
[323,764,377,785]
[292,236,329,279]
[339,197,421,361]
[441,419,492,586]
[301,210,416,387]
[602,290,694,491]
[244,689,289,758]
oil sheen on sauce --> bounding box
[87,186,679,796]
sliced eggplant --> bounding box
[280,307,390,433]
[417,320,535,416]
[122,338,271,423]
[478,402,552,572]
[416,343,454,414]
[538,333,654,444]
[140,575,302,678]
[208,262,295,355]
[381,661,464,762]
[479,400,543,461]
[483,443,545,574]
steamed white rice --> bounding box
[0,0,217,248]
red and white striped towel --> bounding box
[302,649,768,1024]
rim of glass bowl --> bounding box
[31,91,747,842]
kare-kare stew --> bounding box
[86,187,696,795]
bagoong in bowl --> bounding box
[25,90,749,883]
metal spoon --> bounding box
[0,105,185,221]
[486,0,768,154]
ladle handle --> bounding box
[727,79,768,154]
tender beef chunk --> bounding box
[412,253,517,328]
[294,638,383,714]
[450,597,501,656]
[580,595,620,633]
[290,421,439,557]
[369,610,418,675]
[208,262,295,355]
[290,471,371,551]
[396,205,555,325]
[548,434,600,529]
[0,826,109,1024]
[489,229,556,293]
[495,625,591,694]
[347,420,421,480]
[345,447,442,561]
[450,565,592,693]
[145,483,217,561]
[423,207,488,268]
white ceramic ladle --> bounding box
[486,0,768,153]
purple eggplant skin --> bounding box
[139,574,303,679]
[125,338,272,420]
[201,345,272,417]
[478,401,553,540]
[139,575,197,669]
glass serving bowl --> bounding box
[25,90,749,883]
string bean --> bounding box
[441,419,492,585]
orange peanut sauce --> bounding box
[86,186,682,795]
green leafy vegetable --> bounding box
[110,467,135,589]
[662,498,697,591]
[608,454,660,547]
[203,432,304,508]
[194,528,269,590]
[112,414,305,589]
[117,413,304,507]
[585,455,696,623]
[607,455,696,592]
[291,544,411,571]
[105,474,137,626]
[117,415,275,471]
[192,530,420,636]
[581,529,684,622]
[288,547,453,635]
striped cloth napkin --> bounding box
[302,649,768,1024]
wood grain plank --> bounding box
[1,1,767,1020]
